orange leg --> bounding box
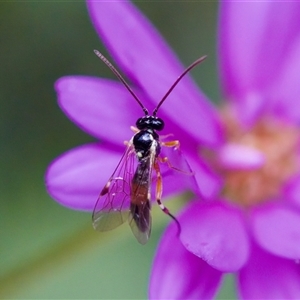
[159,133,174,140]
[161,139,180,149]
[153,160,181,236]
[159,140,194,175]
[159,140,180,170]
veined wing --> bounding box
[92,143,136,232]
[158,144,199,196]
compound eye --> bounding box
[152,118,164,131]
[136,117,146,129]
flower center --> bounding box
[216,108,300,208]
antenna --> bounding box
[94,50,149,115]
[152,55,207,116]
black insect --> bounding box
[92,50,206,244]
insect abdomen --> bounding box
[130,200,150,233]
[130,158,151,232]
[131,158,150,205]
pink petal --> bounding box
[87,0,223,147]
[284,174,300,208]
[219,1,300,125]
[55,76,198,154]
[186,153,223,200]
[56,76,141,143]
[180,201,249,272]
[218,143,265,170]
[150,222,222,299]
[45,143,122,210]
[46,142,190,211]
[269,36,300,122]
[238,243,300,299]
[251,202,300,259]
[159,146,199,197]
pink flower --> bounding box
[150,2,300,299]
[45,0,220,211]
[45,1,300,299]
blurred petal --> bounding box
[87,0,223,147]
[219,1,300,125]
[268,36,300,122]
[186,153,223,200]
[159,146,200,197]
[180,201,249,271]
[251,202,300,259]
[56,76,141,143]
[284,174,300,208]
[238,243,300,299]
[46,143,121,210]
[150,222,222,299]
[218,143,265,170]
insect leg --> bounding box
[153,161,181,236]
[160,140,194,175]
[161,139,180,149]
[130,126,139,133]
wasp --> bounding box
[92,50,206,244]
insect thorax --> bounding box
[133,129,160,160]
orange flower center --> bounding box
[212,108,300,208]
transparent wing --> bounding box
[128,155,154,245]
[92,143,136,232]
[158,144,199,196]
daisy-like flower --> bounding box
[45,1,300,299]
[150,2,300,300]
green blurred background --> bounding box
[0,1,236,299]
